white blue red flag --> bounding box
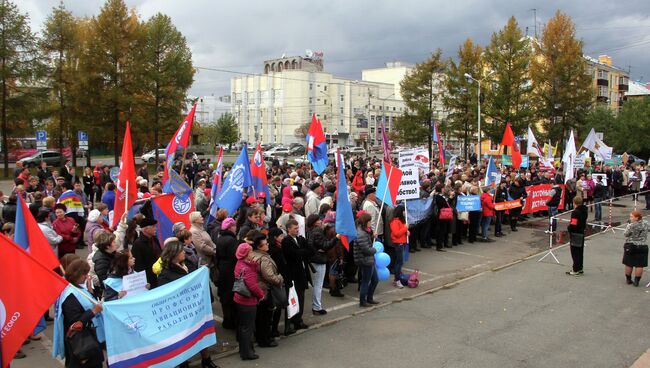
[163,103,196,185]
[151,193,195,246]
[250,144,271,205]
[207,147,224,222]
[306,115,328,175]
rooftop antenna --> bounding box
[530,8,538,38]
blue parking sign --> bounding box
[36,131,47,141]
[78,131,88,142]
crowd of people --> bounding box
[0,152,648,366]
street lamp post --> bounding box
[464,71,494,161]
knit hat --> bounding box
[221,217,236,230]
[282,203,293,212]
[246,196,257,205]
[235,243,252,260]
[88,209,101,223]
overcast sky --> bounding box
[18,0,650,97]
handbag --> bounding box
[270,284,288,307]
[232,269,252,297]
[65,321,101,364]
[569,232,584,248]
[330,260,347,290]
[439,200,453,220]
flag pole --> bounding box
[404,201,410,262]
[375,165,393,237]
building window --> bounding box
[340,107,344,114]
[340,119,344,126]
[323,99,327,105]
[393,107,396,111]
[340,95,344,102]
[598,85,607,97]
[310,84,313,90]
[379,106,383,110]
[324,114,327,120]
[324,85,327,91]
[309,97,313,103]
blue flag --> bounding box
[102,267,216,368]
[335,151,356,250]
[162,163,193,200]
[485,156,501,187]
[215,146,252,216]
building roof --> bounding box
[626,81,650,96]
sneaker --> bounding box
[566,271,582,276]
[544,230,553,234]
[393,280,404,289]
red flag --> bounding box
[250,144,271,204]
[113,121,137,228]
[14,195,60,270]
[0,233,68,367]
[163,103,197,184]
[501,123,521,169]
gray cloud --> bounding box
[20,0,650,96]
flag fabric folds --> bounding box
[215,146,252,216]
[563,130,577,184]
[527,126,544,157]
[250,144,271,205]
[306,115,328,175]
[581,128,613,160]
[0,234,68,368]
[207,147,224,222]
[432,120,445,166]
[376,161,403,207]
[56,190,84,214]
[501,123,521,169]
[335,150,356,250]
[151,193,195,246]
[102,267,216,368]
[113,121,137,228]
[14,195,60,270]
[485,156,501,187]
[381,122,391,163]
[163,103,197,185]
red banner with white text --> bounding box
[521,184,565,214]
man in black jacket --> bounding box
[281,219,314,331]
[131,218,162,288]
[593,176,607,222]
[545,180,563,233]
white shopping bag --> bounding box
[287,282,300,319]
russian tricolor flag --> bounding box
[376,162,403,207]
[306,115,328,175]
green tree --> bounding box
[138,13,194,163]
[530,10,593,146]
[391,113,429,145]
[443,38,482,159]
[483,16,533,141]
[294,122,309,141]
[215,112,239,151]
[40,3,81,164]
[80,0,141,165]
[0,0,45,176]
[396,49,447,151]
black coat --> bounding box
[307,227,336,264]
[37,168,52,184]
[1,200,17,223]
[215,230,238,300]
[62,294,103,368]
[131,234,162,288]
[282,235,315,289]
[568,205,588,234]
[268,242,289,287]
[158,263,189,286]
[92,249,115,286]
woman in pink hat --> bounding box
[234,243,266,360]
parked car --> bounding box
[18,151,64,167]
[347,147,366,155]
[263,146,291,160]
[141,149,167,163]
[289,145,306,155]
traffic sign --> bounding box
[36,130,47,151]
[78,131,89,150]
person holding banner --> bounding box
[157,240,219,368]
[479,188,495,242]
[508,178,527,232]
[494,182,508,237]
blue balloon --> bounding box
[373,241,384,253]
[377,267,390,281]
[375,252,391,268]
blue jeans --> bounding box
[359,265,378,304]
[548,206,558,231]
[480,216,492,239]
[311,263,326,311]
[594,198,603,221]
[392,245,405,281]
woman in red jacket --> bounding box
[234,243,266,361]
[389,206,408,289]
[480,189,496,242]
[52,204,81,258]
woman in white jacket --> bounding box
[36,210,62,255]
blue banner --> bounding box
[456,195,481,212]
[102,267,216,368]
[405,198,433,226]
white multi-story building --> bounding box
[191,95,232,123]
[231,54,410,147]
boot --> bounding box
[633,276,641,287]
[202,357,220,368]
[625,274,633,285]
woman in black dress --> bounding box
[622,210,649,286]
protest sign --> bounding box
[521,184,565,214]
[456,195,481,212]
[495,199,522,211]
[398,148,429,169]
[573,157,585,169]
[396,167,420,200]
[102,267,216,368]
[503,154,528,167]
[122,270,148,297]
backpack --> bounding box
[407,270,420,288]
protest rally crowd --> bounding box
[1,111,649,368]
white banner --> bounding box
[398,148,429,169]
[573,157,585,169]
[396,167,420,200]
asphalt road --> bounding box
[217,228,650,368]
